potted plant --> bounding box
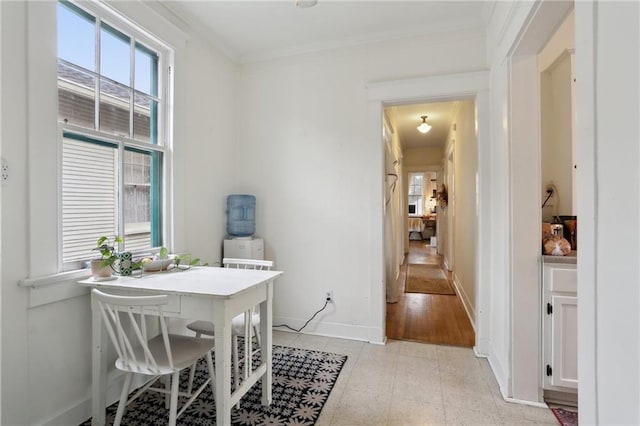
[91,235,123,279]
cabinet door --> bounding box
[550,294,578,389]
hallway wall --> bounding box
[450,100,478,318]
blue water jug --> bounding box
[226,194,256,237]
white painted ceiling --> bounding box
[159,1,489,150]
[161,1,489,63]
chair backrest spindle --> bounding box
[93,289,172,374]
[222,257,273,271]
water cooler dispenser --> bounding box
[223,194,264,260]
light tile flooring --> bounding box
[273,330,560,426]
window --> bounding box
[57,1,171,268]
[408,172,424,216]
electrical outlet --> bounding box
[1,158,8,183]
[325,291,333,302]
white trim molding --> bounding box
[367,70,492,358]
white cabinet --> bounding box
[223,238,264,260]
[542,262,578,392]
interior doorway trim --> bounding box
[367,70,491,356]
[506,0,575,403]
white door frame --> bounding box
[506,0,575,403]
[367,71,491,355]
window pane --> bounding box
[58,61,96,129]
[124,149,162,250]
[99,77,131,137]
[62,136,118,262]
[408,173,424,215]
[100,23,131,86]
[133,92,157,143]
[57,2,95,71]
[135,43,158,96]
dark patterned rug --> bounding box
[551,407,578,426]
[80,344,347,425]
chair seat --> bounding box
[187,313,261,337]
[115,334,215,375]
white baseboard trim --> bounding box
[474,336,491,357]
[452,272,476,331]
[42,370,150,426]
[487,345,510,400]
[501,396,549,409]
[272,316,384,344]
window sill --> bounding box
[19,269,92,288]
[19,270,93,309]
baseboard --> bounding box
[272,316,384,344]
[443,257,451,271]
[487,345,510,400]
[502,396,549,409]
[452,272,476,331]
[543,389,578,407]
[41,370,150,426]
[486,345,548,408]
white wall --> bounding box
[1,3,32,423]
[540,52,574,221]
[403,146,443,167]
[484,2,640,420]
[582,2,640,423]
[450,100,477,319]
[236,29,486,341]
[0,2,238,424]
[485,0,543,401]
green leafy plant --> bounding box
[133,247,208,273]
[174,252,207,269]
[93,235,123,268]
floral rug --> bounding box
[551,407,578,426]
[80,344,347,425]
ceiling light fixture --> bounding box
[417,115,432,134]
[296,0,318,8]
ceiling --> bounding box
[388,101,459,150]
[160,1,490,63]
[158,1,489,149]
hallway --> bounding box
[386,240,475,347]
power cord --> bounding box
[273,298,330,333]
[541,187,553,208]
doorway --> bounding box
[382,98,478,348]
[367,70,491,354]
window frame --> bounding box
[407,172,425,216]
[56,0,174,272]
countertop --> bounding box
[542,250,577,265]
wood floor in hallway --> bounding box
[386,240,475,347]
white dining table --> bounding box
[78,266,283,426]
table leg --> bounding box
[91,294,108,426]
[213,303,233,426]
[260,281,273,406]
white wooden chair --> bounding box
[92,289,216,426]
[186,258,274,396]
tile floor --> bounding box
[273,330,560,426]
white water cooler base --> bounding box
[223,237,264,260]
